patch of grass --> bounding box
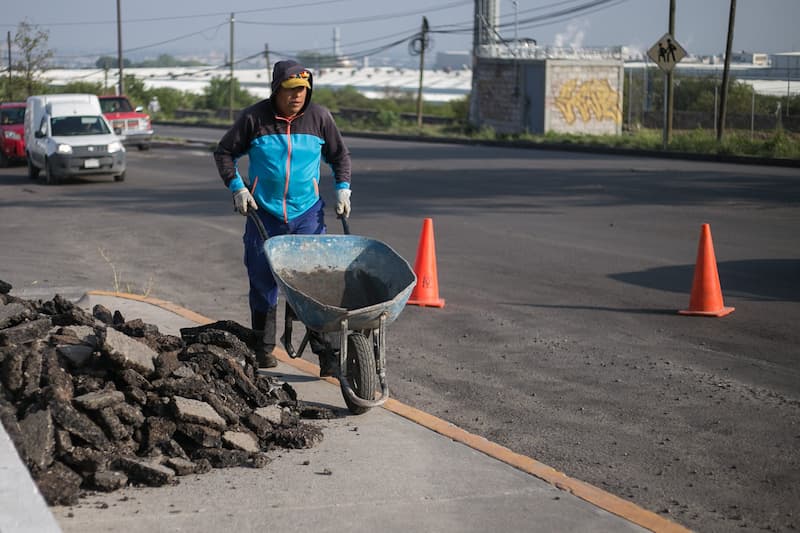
[98,247,154,296]
[162,114,798,161]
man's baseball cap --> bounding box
[281,69,311,89]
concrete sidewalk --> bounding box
[2,292,687,533]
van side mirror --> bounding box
[35,130,45,138]
[114,127,122,135]
[135,106,144,112]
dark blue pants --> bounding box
[244,199,326,315]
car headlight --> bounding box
[107,140,124,153]
[56,144,73,154]
[3,130,21,140]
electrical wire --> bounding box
[238,0,470,27]
[430,0,627,35]
[0,0,352,28]
[12,0,625,78]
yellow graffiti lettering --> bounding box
[554,79,622,125]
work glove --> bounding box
[233,188,258,216]
[335,188,351,218]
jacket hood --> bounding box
[270,60,313,114]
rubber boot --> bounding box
[252,308,278,369]
[310,330,339,377]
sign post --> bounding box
[648,33,686,148]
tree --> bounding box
[119,75,148,105]
[201,76,258,111]
[133,54,205,68]
[95,56,132,69]
[12,20,54,97]
[147,87,196,117]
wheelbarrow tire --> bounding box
[341,332,376,415]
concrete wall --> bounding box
[471,57,624,135]
[545,60,624,135]
[471,58,527,134]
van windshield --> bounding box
[51,116,110,136]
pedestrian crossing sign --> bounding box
[647,33,687,73]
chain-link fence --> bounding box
[623,65,800,135]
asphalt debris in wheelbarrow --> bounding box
[280,267,390,309]
[0,279,334,507]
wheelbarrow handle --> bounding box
[247,210,269,242]
[339,214,351,235]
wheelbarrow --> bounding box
[253,214,417,414]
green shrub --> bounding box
[374,109,400,128]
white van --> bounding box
[25,94,126,184]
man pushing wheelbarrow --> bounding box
[213,59,352,376]
[214,60,416,414]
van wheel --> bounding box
[27,156,40,179]
[0,152,8,168]
[137,144,150,151]
[44,159,59,185]
[114,171,126,182]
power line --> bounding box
[123,22,228,54]
[9,0,626,72]
[431,0,626,35]
[8,1,468,65]
[238,0,470,27]
[0,0,351,28]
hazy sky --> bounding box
[2,0,798,65]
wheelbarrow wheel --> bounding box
[341,332,376,415]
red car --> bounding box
[0,102,26,167]
[99,95,153,150]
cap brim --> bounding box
[281,78,310,89]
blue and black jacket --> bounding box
[214,60,351,222]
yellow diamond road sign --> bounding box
[647,33,687,73]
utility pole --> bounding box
[627,66,633,128]
[6,32,11,100]
[229,13,235,122]
[665,0,675,145]
[116,0,124,95]
[264,43,271,86]
[513,0,519,51]
[415,17,429,129]
[717,0,736,142]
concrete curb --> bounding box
[0,424,62,533]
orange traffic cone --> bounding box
[678,223,734,317]
[407,218,445,308]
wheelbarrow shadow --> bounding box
[258,367,353,418]
[259,368,320,383]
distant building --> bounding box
[771,52,800,73]
[436,51,471,71]
[731,51,769,66]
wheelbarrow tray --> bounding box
[265,234,417,333]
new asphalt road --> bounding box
[1,131,798,532]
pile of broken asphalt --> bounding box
[0,279,331,506]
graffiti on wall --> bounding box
[554,79,622,125]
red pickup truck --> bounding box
[0,102,26,167]
[99,95,154,150]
